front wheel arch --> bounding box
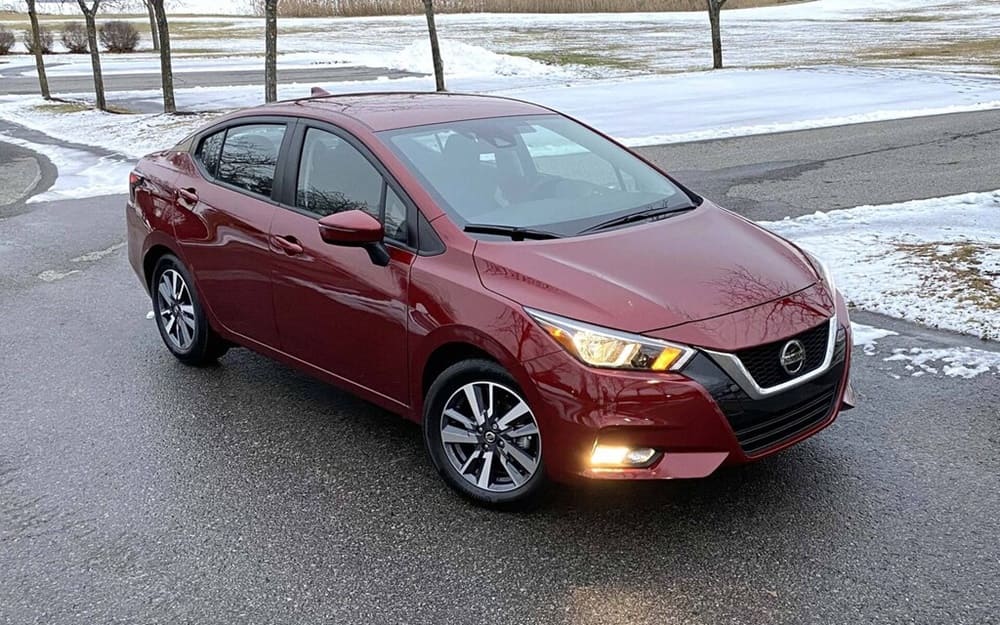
[412,324,548,421]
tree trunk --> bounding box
[151,1,174,113]
[26,0,51,100]
[78,2,107,111]
[264,0,277,103]
[423,0,445,92]
[707,0,725,70]
[145,0,160,50]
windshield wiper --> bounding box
[463,223,563,241]
[579,201,696,235]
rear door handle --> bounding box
[177,187,199,207]
[272,235,303,256]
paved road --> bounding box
[1,111,999,624]
[0,65,422,98]
[637,107,1000,221]
[0,141,47,208]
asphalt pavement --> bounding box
[637,108,1000,220]
[0,140,51,211]
[1,110,999,624]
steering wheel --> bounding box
[522,175,563,200]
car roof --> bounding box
[258,91,556,132]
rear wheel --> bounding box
[424,359,547,507]
[151,254,228,366]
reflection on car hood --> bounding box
[473,202,820,335]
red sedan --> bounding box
[127,92,854,506]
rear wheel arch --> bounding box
[149,254,229,365]
[143,244,222,337]
[143,244,176,292]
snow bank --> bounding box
[762,190,1000,341]
[0,98,219,160]
[21,65,1000,152]
[0,132,132,201]
[377,39,566,79]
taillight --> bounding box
[129,171,143,203]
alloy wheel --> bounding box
[439,381,541,493]
[156,268,196,351]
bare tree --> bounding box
[706,0,728,69]
[25,0,51,100]
[76,0,107,111]
[148,0,175,112]
[422,0,445,92]
[264,0,277,102]
[144,0,159,50]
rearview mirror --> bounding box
[317,210,390,266]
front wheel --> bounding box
[423,359,548,508]
[151,254,228,366]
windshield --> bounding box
[379,114,696,237]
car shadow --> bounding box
[157,346,870,573]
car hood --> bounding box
[473,202,819,335]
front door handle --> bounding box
[176,187,198,207]
[272,235,304,256]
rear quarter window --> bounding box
[196,130,225,178]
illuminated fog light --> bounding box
[624,447,657,465]
[590,445,657,467]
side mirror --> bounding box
[317,210,390,266]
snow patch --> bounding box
[885,347,1000,379]
[851,323,898,355]
[38,269,81,282]
[72,242,126,263]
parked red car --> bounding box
[127,92,854,506]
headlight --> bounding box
[804,250,836,294]
[525,308,694,371]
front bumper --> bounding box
[522,320,853,483]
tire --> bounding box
[423,359,548,508]
[150,254,229,366]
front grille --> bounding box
[736,322,830,389]
[682,326,848,457]
[732,388,836,455]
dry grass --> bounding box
[893,241,1000,328]
[850,14,947,23]
[168,22,248,38]
[251,0,804,17]
[0,12,146,22]
[510,49,644,69]
[861,37,1000,70]
[31,101,90,114]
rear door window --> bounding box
[217,124,287,198]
